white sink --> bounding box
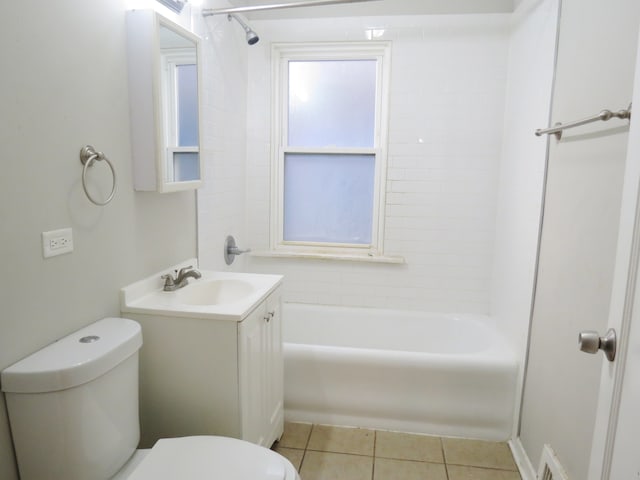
[174,279,256,305]
[120,259,282,321]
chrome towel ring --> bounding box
[80,145,117,206]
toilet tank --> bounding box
[1,317,143,480]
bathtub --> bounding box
[282,303,518,441]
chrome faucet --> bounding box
[161,266,202,291]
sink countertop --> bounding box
[120,260,283,321]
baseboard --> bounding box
[509,437,537,480]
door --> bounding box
[588,27,640,480]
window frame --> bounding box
[161,48,199,183]
[270,42,392,258]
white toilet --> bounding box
[1,317,300,480]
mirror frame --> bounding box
[126,10,203,193]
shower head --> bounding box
[227,14,260,46]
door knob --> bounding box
[578,328,616,362]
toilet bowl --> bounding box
[113,436,297,479]
[1,317,299,480]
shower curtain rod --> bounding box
[202,0,379,16]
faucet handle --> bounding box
[229,246,251,255]
[161,273,175,287]
[177,265,194,277]
[224,236,252,265]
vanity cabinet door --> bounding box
[237,289,284,447]
[264,291,284,444]
[238,305,267,446]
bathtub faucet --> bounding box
[161,266,202,291]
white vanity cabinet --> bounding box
[123,286,284,449]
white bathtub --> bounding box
[282,303,518,441]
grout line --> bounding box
[440,437,451,480]
[371,430,377,480]
[305,424,313,450]
[440,436,447,464]
[304,450,375,458]
[298,423,313,477]
[446,463,521,472]
[372,429,377,457]
[299,448,307,476]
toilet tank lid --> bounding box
[1,317,142,393]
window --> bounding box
[161,49,200,183]
[271,42,391,259]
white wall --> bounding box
[490,0,559,436]
[0,1,199,478]
[241,14,511,313]
[492,0,558,359]
[519,0,640,478]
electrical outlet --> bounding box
[42,228,74,258]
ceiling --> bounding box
[224,0,516,19]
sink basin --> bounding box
[175,279,255,305]
[120,260,283,321]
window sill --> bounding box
[249,250,406,264]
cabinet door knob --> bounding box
[264,311,275,322]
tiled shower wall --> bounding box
[240,15,511,313]
[197,5,249,271]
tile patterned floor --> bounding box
[272,423,521,480]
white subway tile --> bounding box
[199,13,507,315]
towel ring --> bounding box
[80,145,117,206]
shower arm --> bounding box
[229,14,252,33]
[202,0,380,17]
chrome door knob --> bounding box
[578,328,616,362]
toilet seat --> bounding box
[126,436,299,480]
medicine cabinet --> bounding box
[126,10,203,192]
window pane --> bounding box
[176,64,198,147]
[283,153,374,244]
[170,151,199,182]
[288,60,376,148]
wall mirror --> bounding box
[126,10,203,193]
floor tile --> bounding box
[442,438,518,471]
[273,446,305,471]
[278,422,313,449]
[373,458,447,480]
[375,430,444,463]
[447,465,522,480]
[307,425,375,456]
[300,451,373,480]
